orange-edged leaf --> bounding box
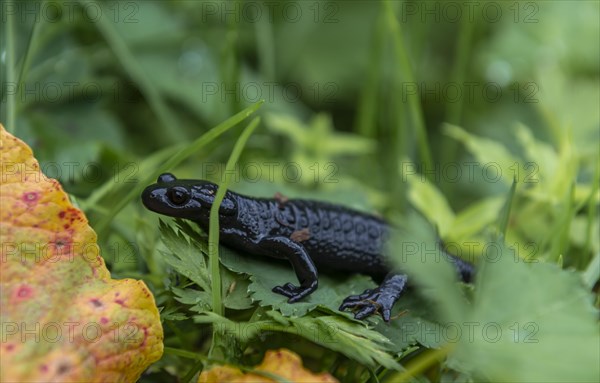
[0,124,163,382]
[198,349,338,383]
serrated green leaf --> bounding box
[159,220,211,291]
[171,287,211,313]
[163,208,469,357]
[195,310,402,370]
[221,272,254,310]
[219,246,376,318]
[373,294,445,351]
[159,220,253,311]
[451,241,600,382]
[291,314,402,370]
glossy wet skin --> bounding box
[142,173,236,221]
[142,172,474,321]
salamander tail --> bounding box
[447,252,475,283]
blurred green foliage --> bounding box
[1,1,598,382]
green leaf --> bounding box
[582,252,600,290]
[175,215,448,353]
[388,212,470,324]
[219,246,375,318]
[265,112,375,167]
[444,124,519,186]
[449,196,504,240]
[406,167,455,237]
[450,241,600,382]
[195,311,403,370]
[278,313,402,370]
[514,123,557,184]
[171,287,211,313]
[159,220,253,311]
[221,274,254,311]
[373,294,446,351]
[159,220,210,291]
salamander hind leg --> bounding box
[340,273,407,322]
[256,236,319,303]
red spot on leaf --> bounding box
[16,285,33,300]
[140,327,148,347]
[57,363,70,374]
[49,234,73,257]
[58,211,66,219]
[114,299,125,306]
[90,298,103,308]
[5,344,15,352]
[39,364,48,373]
[22,192,39,205]
[100,317,109,325]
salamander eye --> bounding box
[167,187,190,205]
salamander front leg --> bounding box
[340,272,407,321]
[257,236,318,303]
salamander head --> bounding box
[141,173,237,220]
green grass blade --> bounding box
[555,182,576,262]
[77,0,185,144]
[497,177,518,240]
[208,116,261,317]
[164,346,208,361]
[93,101,263,236]
[15,7,42,112]
[582,162,599,267]
[383,0,433,179]
[84,144,184,208]
[387,346,450,382]
[181,360,204,383]
[441,4,475,168]
[582,252,600,290]
[355,11,385,137]
[2,0,16,133]
[255,11,276,81]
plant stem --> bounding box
[383,0,433,181]
[3,0,16,133]
[355,12,385,138]
[15,5,43,116]
[441,8,475,192]
[388,346,451,382]
[208,116,260,317]
[255,9,275,81]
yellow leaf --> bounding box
[198,349,338,383]
[0,124,163,382]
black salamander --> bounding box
[142,173,473,321]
